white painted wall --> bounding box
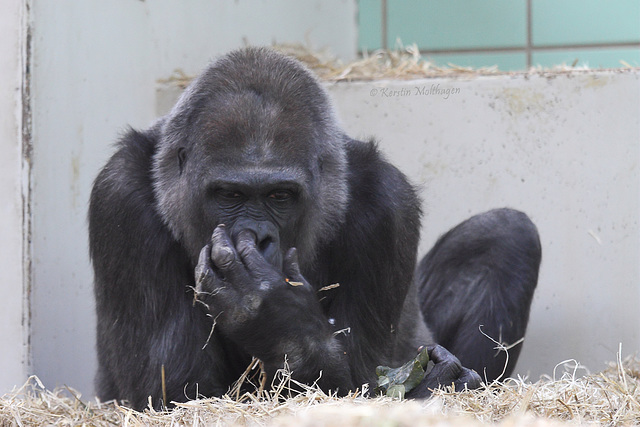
[27,0,357,398]
[325,71,640,378]
[0,1,28,393]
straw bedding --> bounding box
[159,42,596,90]
[1,354,639,426]
[159,43,506,91]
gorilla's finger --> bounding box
[425,345,464,385]
[235,229,258,247]
[195,243,213,291]
[210,225,238,271]
[283,248,302,279]
[194,242,234,307]
[236,230,273,274]
[427,344,462,367]
[283,248,313,291]
[454,368,482,391]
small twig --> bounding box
[161,364,167,410]
[556,398,574,419]
[318,283,340,292]
[332,327,351,337]
[201,312,221,350]
[478,325,523,383]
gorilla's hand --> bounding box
[194,225,326,363]
[406,345,482,398]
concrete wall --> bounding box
[27,0,357,399]
[0,1,29,393]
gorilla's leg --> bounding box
[416,208,541,382]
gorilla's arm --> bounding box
[90,129,237,408]
[321,140,481,394]
[316,140,425,388]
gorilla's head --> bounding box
[152,47,348,270]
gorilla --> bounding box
[89,47,541,410]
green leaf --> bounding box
[376,365,391,377]
[374,346,430,399]
[386,384,406,399]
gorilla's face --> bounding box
[203,170,303,270]
[171,95,315,269]
[191,140,312,271]
[152,48,349,271]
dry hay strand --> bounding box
[273,42,503,81]
[2,355,640,426]
[272,42,617,80]
[157,41,613,91]
[157,42,638,90]
[157,42,507,90]
[433,354,640,426]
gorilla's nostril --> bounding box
[258,237,274,253]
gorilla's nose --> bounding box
[231,221,282,269]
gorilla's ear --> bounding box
[177,147,187,174]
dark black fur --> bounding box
[89,47,541,410]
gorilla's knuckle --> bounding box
[258,280,273,291]
[211,245,235,269]
[240,294,263,315]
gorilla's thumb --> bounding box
[283,247,303,280]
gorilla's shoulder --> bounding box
[112,127,158,178]
[343,138,422,227]
[91,126,160,215]
[345,139,420,207]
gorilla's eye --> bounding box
[268,190,294,202]
[215,189,244,201]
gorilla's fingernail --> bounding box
[237,229,258,245]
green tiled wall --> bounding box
[532,0,640,46]
[387,0,526,50]
[358,0,640,70]
[358,0,383,50]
